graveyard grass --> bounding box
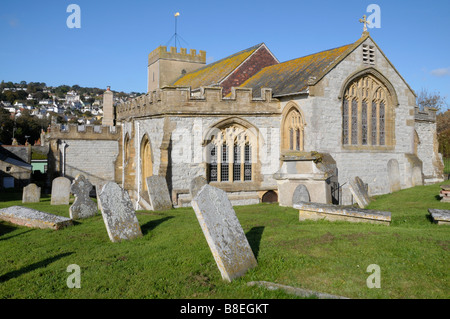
[0,182,449,299]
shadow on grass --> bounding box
[0,227,35,242]
[141,216,174,235]
[0,222,17,237]
[0,252,74,283]
[246,226,265,260]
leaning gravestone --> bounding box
[191,184,257,282]
[22,183,41,203]
[292,184,310,206]
[349,176,370,208]
[0,206,73,230]
[69,174,98,220]
[145,175,172,211]
[189,176,208,198]
[99,182,142,242]
[51,177,71,205]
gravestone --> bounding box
[294,201,391,225]
[428,209,450,225]
[387,159,401,193]
[69,174,98,220]
[51,177,71,205]
[145,175,172,211]
[439,185,450,203]
[349,176,370,208]
[292,184,310,205]
[191,184,257,282]
[99,182,142,242]
[189,176,207,198]
[0,206,73,230]
[22,183,41,203]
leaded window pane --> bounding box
[296,129,300,150]
[343,99,349,145]
[289,128,294,150]
[233,144,241,181]
[351,99,358,145]
[362,101,368,145]
[244,144,251,181]
[379,101,385,145]
[209,145,217,182]
[372,101,377,145]
[221,143,229,181]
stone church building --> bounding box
[48,30,444,209]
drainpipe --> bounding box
[60,141,68,177]
[136,121,140,210]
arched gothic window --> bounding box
[207,125,254,183]
[282,106,304,151]
[342,75,393,148]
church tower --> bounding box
[147,46,206,92]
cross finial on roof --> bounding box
[359,15,370,32]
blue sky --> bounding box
[0,0,449,108]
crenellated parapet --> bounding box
[148,46,206,66]
[415,106,437,123]
[48,123,121,141]
[116,86,279,120]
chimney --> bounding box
[102,86,115,126]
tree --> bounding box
[416,88,448,113]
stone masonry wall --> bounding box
[283,36,420,204]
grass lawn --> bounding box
[0,182,449,299]
[444,158,450,175]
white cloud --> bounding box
[430,68,450,77]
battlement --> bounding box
[148,46,206,66]
[48,123,121,140]
[116,86,279,120]
[415,106,437,123]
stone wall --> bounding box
[47,124,122,188]
[415,107,444,183]
[282,36,423,204]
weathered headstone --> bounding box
[294,201,391,225]
[349,176,370,208]
[69,174,98,220]
[99,182,142,242]
[439,185,450,203]
[0,206,73,230]
[387,159,401,193]
[51,177,71,205]
[189,176,207,198]
[191,184,257,282]
[428,209,450,225]
[22,183,41,203]
[292,184,310,206]
[145,175,172,211]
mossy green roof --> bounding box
[172,43,264,89]
[240,42,356,97]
